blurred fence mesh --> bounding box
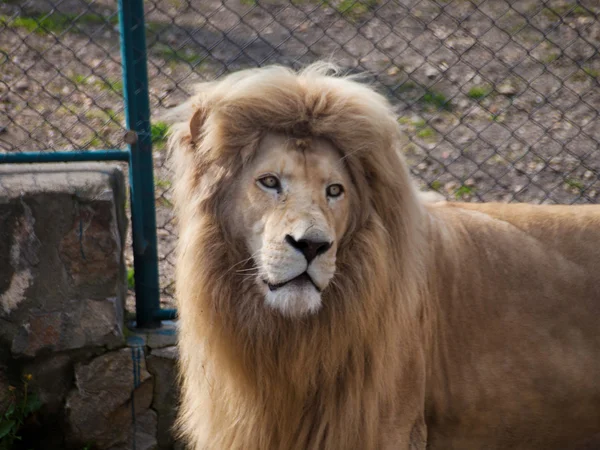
[1,0,599,308]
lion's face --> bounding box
[230,132,352,317]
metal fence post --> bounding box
[118,0,161,329]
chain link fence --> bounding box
[1,0,599,309]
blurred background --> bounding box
[1,0,599,310]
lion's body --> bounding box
[424,202,600,449]
[169,63,600,450]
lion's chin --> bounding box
[264,284,322,318]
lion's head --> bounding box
[169,63,424,325]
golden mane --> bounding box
[169,63,429,449]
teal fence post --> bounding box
[118,0,161,329]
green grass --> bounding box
[570,70,590,83]
[416,127,435,140]
[95,78,123,95]
[430,180,442,191]
[565,178,584,190]
[540,8,560,21]
[0,375,42,449]
[86,135,104,149]
[413,118,427,129]
[421,90,451,111]
[151,121,169,149]
[583,67,600,79]
[399,117,437,141]
[395,81,417,94]
[57,104,81,116]
[71,74,89,85]
[551,4,591,17]
[543,52,560,64]
[413,118,436,141]
[127,267,135,290]
[155,178,172,189]
[153,44,206,66]
[70,73,124,95]
[454,185,474,200]
[332,0,378,20]
[85,108,121,123]
[468,85,491,100]
[158,197,174,208]
[0,13,118,35]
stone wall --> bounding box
[0,163,180,450]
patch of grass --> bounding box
[551,4,591,17]
[454,184,474,199]
[70,74,123,95]
[145,21,165,37]
[413,118,427,129]
[240,0,257,5]
[420,89,451,111]
[151,121,169,149]
[583,67,599,79]
[396,81,417,94]
[332,0,378,20]
[570,70,590,83]
[155,178,172,189]
[57,104,81,116]
[153,44,206,66]
[0,374,42,450]
[86,135,104,149]
[416,127,435,140]
[70,74,89,85]
[540,7,560,21]
[103,109,120,122]
[565,178,584,190]
[85,108,121,123]
[468,85,491,100]
[127,267,135,290]
[158,197,174,208]
[543,52,560,64]
[95,78,123,95]
[0,13,118,35]
[430,180,442,191]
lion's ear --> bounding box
[189,106,207,144]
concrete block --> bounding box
[147,345,179,449]
[66,347,153,449]
[0,163,127,356]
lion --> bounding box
[168,63,600,450]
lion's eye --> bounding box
[258,175,281,191]
[326,184,344,198]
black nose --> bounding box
[285,235,332,264]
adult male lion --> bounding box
[168,63,600,450]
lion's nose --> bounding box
[285,235,332,264]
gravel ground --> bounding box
[1,0,599,310]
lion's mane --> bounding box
[169,64,430,449]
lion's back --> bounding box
[424,202,600,450]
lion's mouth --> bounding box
[263,272,321,292]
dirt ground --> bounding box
[1,0,599,310]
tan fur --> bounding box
[168,63,600,449]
